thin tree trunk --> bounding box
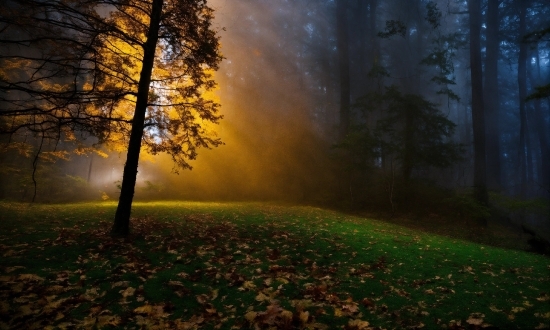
[468,0,488,209]
[402,106,415,181]
[517,0,528,199]
[336,0,350,141]
[484,0,501,191]
[87,154,93,183]
[112,0,164,236]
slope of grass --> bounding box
[0,201,549,329]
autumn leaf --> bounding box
[535,312,550,319]
[239,280,256,291]
[196,294,209,304]
[334,307,343,317]
[120,287,135,298]
[133,304,169,318]
[17,274,44,282]
[511,307,526,313]
[244,310,257,323]
[346,319,370,329]
[489,305,502,312]
[255,292,270,302]
[299,310,310,324]
[466,313,484,326]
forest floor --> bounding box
[0,201,549,329]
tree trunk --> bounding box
[484,0,501,191]
[517,0,528,199]
[112,0,164,237]
[87,154,93,183]
[468,0,488,209]
[530,46,550,197]
[402,106,415,181]
[336,0,350,141]
[368,0,379,63]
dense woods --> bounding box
[1,0,549,233]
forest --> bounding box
[0,0,549,329]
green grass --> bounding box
[0,201,549,329]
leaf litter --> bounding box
[0,202,549,329]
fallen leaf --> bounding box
[489,305,502,312]
[18,274,44,282]
[244,311,257,322]
[299,311,309,324]
[466,313,484,326]
[255,292,270,302]
[121,287,135,298]
[511,307,526,313]
[347,319,370,329]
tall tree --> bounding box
[529,47,550,196]
[468,0,488,207]
[112,0,165,235]
[0,0,223,236]
[484,0,502,190]
[517,0,529,198]
[336,0,351,140]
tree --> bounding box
[516,0,530,199]
[0,0,223,236]
[484,0,502,190]
[336,0,351,141]
[353,86,462,181]
[468,0,488,208]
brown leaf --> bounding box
[255,292,270,302]
[120,287,135,298]
[346,319,370,329]
[18,274,44,282]
[299,311,309,324]
[466,313,484,326]
[244,311,257,322]
[196,294,209,304]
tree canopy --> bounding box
[0,0,223,235]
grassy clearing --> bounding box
[0,201,549,329]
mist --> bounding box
[76,0,341,202]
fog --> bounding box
[66,0,339,202]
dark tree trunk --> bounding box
[468,0,488,208]
[530,47,550,196]
[112,0,164,236]
[368,0,379,62]
[356,0,369,94]
[402,106,415,181]
[336,0,350,141]
[484,0,501,191]
[517,0,528,199]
